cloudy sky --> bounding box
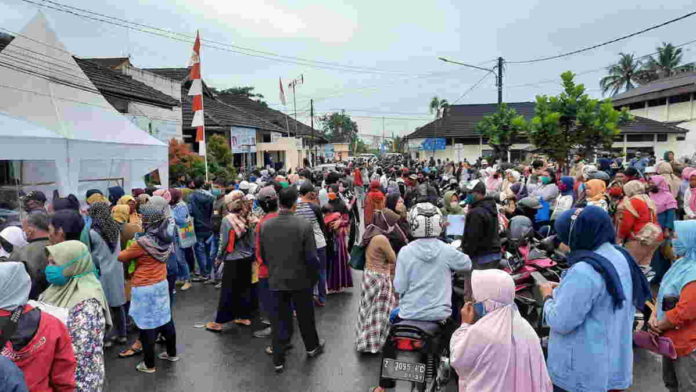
[2,0,696,138]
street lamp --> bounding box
[438,56,503,105]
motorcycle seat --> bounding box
[392,319,443,336]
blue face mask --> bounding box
[465,194,475,205]
[45,252,94,286]
[473,302,487,320]
[540,176,551,185]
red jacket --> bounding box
[618,198,656,241]
[353,169,364,187]
[1,306,76,392]
[255,212,279,279]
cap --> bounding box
[518,197,542,210]
[24,190,47,204]
[465,179,486,195]
[299,181,316,195]
[257,186,277,202]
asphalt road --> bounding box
[102,269,667,392]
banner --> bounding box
[230,127,257,153]
[421,138,446,151]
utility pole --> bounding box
[310,99,314,166]
[288,75,304,134]
[497,56,503,106]
[382,116,385,154]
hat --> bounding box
[24,191,46,204]
[518,197,542,210]
[239,181,251,190]
[257,186,277,202]
[465,179,486,195]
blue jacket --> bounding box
[543,243,634,392]
[394,238,471,321]
[188,190,214,239]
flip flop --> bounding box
[205,322,223,333]
[118,346,142,358]
[233,319,252,326]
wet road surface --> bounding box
[103,269,667,392]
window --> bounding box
[628,102,645,110]
[613,134,624,142]
[670,93,691,104]
[647,98,667,107]
[657,134,668,142]
[453,138,480,145]
[626,134,655,142]
[677,135,686,141]
[445,138,453,146]
[262,133,272,143]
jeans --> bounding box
[313,247,328,304]
[183,247,196,274]
[140,320,176,369]
[174,244,191,281]
[194,234,214,278]
[209,235,221,280]
[269,288,320,366]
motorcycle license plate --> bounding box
[382,358,426,383]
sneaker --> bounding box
[104,339,114,348]
[204,279,217,285]
[253,327,272,338]
[191,276,206,283]
[214,282,222,289]
[265,344,293,355]
[158,352,180,362]
[180,282,192,291]
[135,361,156,374]
[261,318,271,326]
[274,364,285,373]
[306,340,325,358]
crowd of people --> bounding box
[0,149,695,392]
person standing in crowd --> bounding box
[40,240,112,391]
[0,262,76,392]
[9,212,50,299]
[630,151,650,175]
[450,269,552,392]
[530,168,559,227]
[617,180,662,268]
[117,195,142,228]
[541,207,650,392]
[0,226,27,261]
[189,177,216,283]
[324,185,353,293]
[353,164,365,204]
[684,169,696,220]
[108,186,125,206]
[89,202,127,348]
[169,188,192,291]
[651,220,696,391]
[364,180,386,228]
[440,190,464,218]
[253,186,280,339]
[112,204,142,249]
[117,203,178,373]
[205,191,256,332]
[355,228,397,354]
[22,190,48,214]
[657,161,682,199]
[551,176,575,222]
[259,186,324,373]
[378,193,410,254]
[650,175,679,283]
[296,182,329,307]
[463,180,501,270]
[582,179,609,211]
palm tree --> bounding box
[427,96,449,158]
[641,42,694,81]
[600,53,642,96]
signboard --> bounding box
[295,137,303,150]
[230,127,257,153]
[323,144,335,159]
[421,138,446,151]
[454,143,464,162]
[270,132,282,143]
[407,139,423,151]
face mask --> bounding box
[45,252,93,286]
[540,176,551,185]
[450,201,459,208]
[465,194,475,204]
[473,302,487,320]
[211,189,222,197]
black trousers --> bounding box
[269,288,320,366]
[140,320,176,368]
[215,257,253,323]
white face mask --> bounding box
[450,201,459,208]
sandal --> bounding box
[118,346,142,358]
[265,343,294,355]
[233,319,252,326]
[205,321,224,333]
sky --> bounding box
[2,0,696,139]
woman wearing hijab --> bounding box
[657,161,682,198]
[0,226,27,260]
[684,169,696,220]
[441,190,464,217]
[531,168,559,227]
[339,179,360,250]
[582,179,609,211]
[542,207,651,392]
[0,262,77,392]
[363,180,386,229]
[450,269,552,392]
[89,202,127,347]
[206,191,257,332]
[324,185,353,293]
[40,240,112,391]
[617,180,662,267]
[169,188,192,291]
[650,220,696,391]
[551,176,575,222]
[650,175,679,232]
[118,195,142,227]
[117,202,178,373]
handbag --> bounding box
[633,330,677,359]
[177,216,197,249]
[349,244,366,270]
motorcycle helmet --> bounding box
[508,215,534,243]
[408,202,443,238]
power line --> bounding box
[508,9,696,64]
[452,73,493,104]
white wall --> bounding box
[126,102,181,143]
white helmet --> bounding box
[408,202,443,238]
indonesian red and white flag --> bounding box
[279,77,286,106]
[188,31,205,156]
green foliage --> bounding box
[529,71,632,165]
[391,135,405,153]
[212,86,268,107]
[600,53,642,96]
[641,42,694,82]
[169,139,205,182]
[206,134,237,183]
[352,137,369,154]
[475,103,526,162]
[428,96,449,119]
[320,111,358,143]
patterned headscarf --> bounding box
[137,202,173,262]
[89,202,120,252]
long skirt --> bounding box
[355,269,397,353]
[215,256,253,323]
[327,232,353,292]
[129,280,171,329]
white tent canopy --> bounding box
[0,13,168,198]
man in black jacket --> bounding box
[259,186,324,372]
[463,180,501,270]
[188,177,215,282]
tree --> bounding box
[320,110,358,143]
[391,135,405,153]
[168,139,205,182]
[475,103,527,163]
[529,71,631,167]
[427,96,449,157]
[206,134,237,183]
[600,53,642,96]
[212,86,268,107]
[640,43,695,82]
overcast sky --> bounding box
[3,0,696,137]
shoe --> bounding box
[104,339,113,348]
[307,340,325,358]
[253,327,272,338]
[265,344,293,355]
[204,279,217,285]
[214,282,222,289]
[274,364,285,373]
[135,361,156,374]
[191,276,206,283]
[180,282,192,291]
[158,352,180,362]
[116,336,128,345]
[261,318,271,326]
